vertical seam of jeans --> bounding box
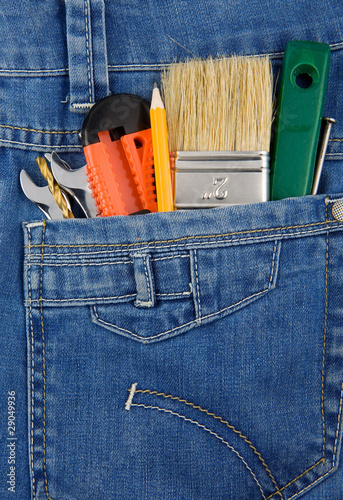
[321,199,330,461]
[84,0,93,103]
[266,203,333,498]
[127,401,266,499]
[39,220,54,500]
[333,382,343,467]
[28,226,36,499]
[131,387,284,499]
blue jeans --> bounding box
[1,2,343,499]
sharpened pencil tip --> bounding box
[151,85,164,110]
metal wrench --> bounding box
[20,170,73,220]
[47,152,98,218]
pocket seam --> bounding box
[92,287,271,343]
[27,224,37,499]
[91,304,200,342]
[128,401,268,499]
[24,219,339,254]
[91,240,281,343]
[126,384,284,499]
[333,381,343,467]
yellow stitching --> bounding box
[133,388,283,499]
[24,226,338,259]
[24,220,337,250]
[23,227,339,256]
[131,402,266,499]
[39,220,54,500]
[287,466,335,500]
[330,138,343,142]
[267,203,331,498]
[321,203,330,459]
[0,123,79,135]
[265,459,325,499]
[28,227,36,498]
[333,382,343,466]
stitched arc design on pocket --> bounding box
[125,384,284,500]
[23,199,343,500]
[125,381,343,500]
[91,240,282,343]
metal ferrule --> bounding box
[171,151,270,209]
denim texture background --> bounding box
[1,1,343,499]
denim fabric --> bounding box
[1,2,343,499]
[65,0,109,111]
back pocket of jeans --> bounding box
[91,239,281,343]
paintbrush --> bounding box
[161,55,273,208]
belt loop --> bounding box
[65,0,109,113]
[131,253,156,308]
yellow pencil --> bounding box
[150,84,174,212]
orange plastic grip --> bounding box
[84,128,157,217]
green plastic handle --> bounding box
[270,40,331,200]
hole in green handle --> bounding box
[292,63,319,90]
[295,72,313,89]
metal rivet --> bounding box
[332,199,343,221]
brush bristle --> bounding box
[161,56,273,152]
